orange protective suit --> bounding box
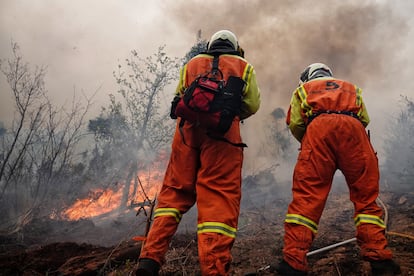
[284,77,393,272]
[139,52,260,275]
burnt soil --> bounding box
[0,190,413,276]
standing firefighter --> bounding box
[275,63,400,275]
[136,30,261,275]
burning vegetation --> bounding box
[0,186,413,275]
[61,169,162,222]
[0,1,413,275]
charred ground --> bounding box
[0,189,413,276]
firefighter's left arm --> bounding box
[240,67,261,120]
[170,65,187,120]
[175,65,188,96]
[287,89,306,142]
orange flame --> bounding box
[61,168,164,221]
[61,151,168,221]
[62,188,122,220]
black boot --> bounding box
[136,258,160,276]
[270,260,307,276]
[370,259,401,275]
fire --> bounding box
[61,168,164,221]
[62,188,123,220]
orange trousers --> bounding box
[283,114,392,272]
[139,119,244,275]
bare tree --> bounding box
[88,45,180,209]
[0,43,47,191]
[0,42,94,234]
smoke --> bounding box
[0,0,412,245]
[1,0,412,173]
[161,0,413,178]
[164,1,406,95]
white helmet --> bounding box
[208,30,238,51]
[299,63,333,84]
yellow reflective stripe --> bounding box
[197,222,237,238]
[179,65,188,94]
[354,214,386,228]
[242,64,253,83]
[297,86,312,117]
[355,86,363,116]
[285,214,318,233]
[355,86,362,106]
[154,208,182,223]
[194,53,212,59]
[297,86,307,102]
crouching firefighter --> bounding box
[136,29,261,275]
[274,63,401,276]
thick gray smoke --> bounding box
[163,1,408,97]
[0,0,412,245]
[161,0,413,178]
[1,1,412,177]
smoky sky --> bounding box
[163,1,409,102]
[1,0,414,176]
[160,0,414,173]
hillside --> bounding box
[0,190,413,275]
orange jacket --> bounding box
[176,53,260,120]
[286,77,370,142]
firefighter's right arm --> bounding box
[286,90,306,142]
[359,100,370,127]
[355,85,370,127]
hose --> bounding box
[376,196,414,240]
[306,196,388,256]
[306,237,356,256]
[307,195,414,255]
[257,195,413,272]
[377,196,388,227]
[387,231,414,240]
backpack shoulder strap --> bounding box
[212,55,219,71]
[211,55,221,78]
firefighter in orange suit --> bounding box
[136,30,260,276]
[274,63,400,276]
